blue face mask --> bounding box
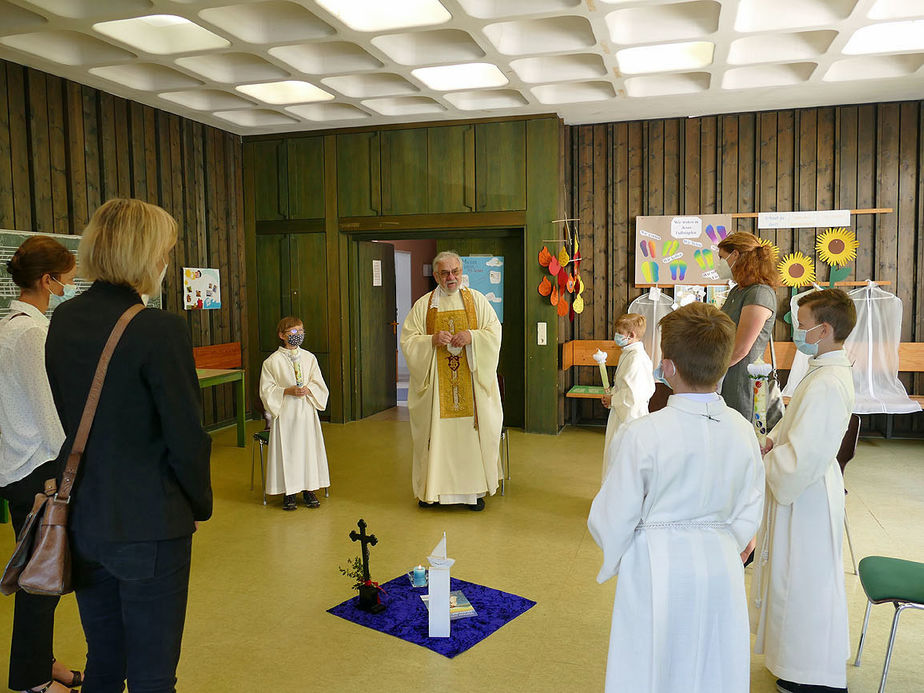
[49,278,77,310]
[613,333,630,348]
[653,362,673,390]
[793,323,823,356]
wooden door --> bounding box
[475,121,526,212]
[381,128,428,215]
[337,132,381,217]
[255,233,290,356]
[436,235,524,428]
[289,233,331,387]
[357,241,397,417]
[428,125,475,213]
[287,138,325,219]
[252,140,288,221]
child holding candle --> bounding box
[600,313,655,478]
[750,289,856,693]
[588,302,765,693]
[259,316,330,511]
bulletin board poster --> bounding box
[461,256,503,323]
[634,214,733,286]
[183,267,221,310]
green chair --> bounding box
[854,555,924,692]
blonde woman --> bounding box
[45,199,212,693]
[0,236,83,692]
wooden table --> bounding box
[197,368,246,447]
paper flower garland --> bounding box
[816,228,859,266]
[777,252,816,287]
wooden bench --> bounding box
[193,342,246,447]
[563,339,924,432]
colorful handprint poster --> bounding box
[183,267,221,310]
[634,214,733,286]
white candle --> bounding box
[592,349,610,391]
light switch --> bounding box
[537,322,547,346]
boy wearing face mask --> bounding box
[600,313,655,479]
[750,289,857,693]
[589,302,765,693]
[259,317,330,511]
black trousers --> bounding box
[71,532,192,693]
[0,460,62,690]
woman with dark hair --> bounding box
[45,199,212,693]
[716,231,781,420]
[0,236,83,693]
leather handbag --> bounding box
[1,303,144,596]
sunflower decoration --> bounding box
[777,252,816,287]
[816,228,859,267]
[757,237,780,261]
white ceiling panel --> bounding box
[0,0,920,136]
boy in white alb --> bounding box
[750,289,856,693]
[589,303,765,693]
[600,313,655,479]
[259,316,330,511]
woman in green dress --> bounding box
[716,232,780,420]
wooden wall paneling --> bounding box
[81,86,101,217]
[837,107,859,275]
[700,116,717,214]
[207,127,229,423]
[896,102,918,343]
[7,65,30,230]
[684,117,701,215]
[45,75,69,236]
[855,105,876,281]
[647,120,664,216]
[816,108,836,214]
[28,69,52,233]
[129,101,147,201]
[0,62,13,228]
[143,106,158,203]
[612,122,629,320]
[916,105,924,403]
[65,81,88,232]
[113,97,132,198]
[876,104,900,291]
[797,109,819,272]
[737,113,756,233]
[575,127,594,418]
[593,124,607,340]
[98,92,117,202]
[758,111,778,250]
[721,115,739,218]
[626,121,644,305]
[776,110,795,258]
[663,118,680,216]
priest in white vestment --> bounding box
[259,317,330,510]
[400,251,503,510]
[750,290,856,693]
[601,313,655,477]
[589,303,765,693]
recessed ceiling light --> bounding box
[236,80,334,105]
[315,0,451,32]
[616,41,714,75]
[93,15,229,55]
[411,63,508,91]
[843,20,924,54]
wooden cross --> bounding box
[349,518,378,583]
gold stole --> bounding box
[426,289,479,421]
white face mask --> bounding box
[141,263,168,306]
[716,254,736,281]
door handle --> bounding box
[389,321,398,334]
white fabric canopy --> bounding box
[782,283,920,414]
[627,288,674,367]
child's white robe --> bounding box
[259,347,330,495]
[602,341,655,478]
[750,350,854,688]
[589,395,765,693]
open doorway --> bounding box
[349,231,524,428]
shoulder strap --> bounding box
[57,304,145,501]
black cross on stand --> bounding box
[350,519,385,613]
[349,518,377,583]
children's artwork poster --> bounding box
[461,256,503,323]
[634,214,733,286]
[183,267,221,310]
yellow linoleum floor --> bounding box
[2,411,923,692]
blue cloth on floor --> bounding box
[327,575,536,658]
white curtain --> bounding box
[628,288,675,367]
[783,283,920,414]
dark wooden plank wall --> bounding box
[565,101,924,433]
[0,59,246,427]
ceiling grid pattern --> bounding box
[0,0,921,136]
